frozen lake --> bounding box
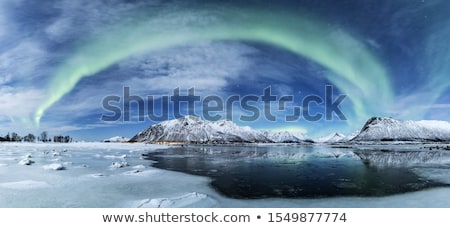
[1,142,450,208]
[144,145,450,198]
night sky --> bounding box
[0,0,449,140]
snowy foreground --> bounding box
[0,142,449,208]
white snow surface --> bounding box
[18,158,34,165]
[0,142,449,208]
[132,192,217,208]
[0,180,51,190]
[353,117,450,141]
[42,163,66,171]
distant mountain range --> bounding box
[129,115,311,144]
[129,116,450,144]
[103,136,129,143]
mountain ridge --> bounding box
[129,116,312,144]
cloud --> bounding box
[429,104,450,109]
[387,90,450,121]
[117,41,257,94]
[0,74,12,85]
[0,41,48,82]
[0,0,17,40]
[0,11,5,39]
[0,86,45,120]
[38,122,114,136]
[44,0,160,42]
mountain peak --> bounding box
[361,117,397,132]
[316,132,346,143]
[178,115,201,121]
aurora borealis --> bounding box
[34,7,393,125]
[1,0,449,140]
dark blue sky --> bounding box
[0,0,449,140]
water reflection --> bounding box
[142,145,450,199]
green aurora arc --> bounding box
[34,7,394,125]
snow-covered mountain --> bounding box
[352,117,450,142]
[262,131,308,143]
[130,116,311,143]
[337,131,360,142]
[316,132,346,143]
[104,136,129,143]
[130,116,269,143]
